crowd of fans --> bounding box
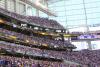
[27,16,64,29]
[0,28,100,67]
[0,41,78,67]
[0,28,72,48]
[0,55,69,67]
[1,40,100,67]
[0,41,64,59]
[0,7,64,29]
[64,49,100,67]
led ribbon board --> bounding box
[78,34,96,39]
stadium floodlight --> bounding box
[21,0,57,17]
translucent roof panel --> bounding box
[48,0,100,30]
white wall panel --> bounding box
[7,0,15,12]
[0,0,5,9]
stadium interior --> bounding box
[0,0,100,67]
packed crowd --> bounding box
[0,7,64,29]
[0,28,72,48]
[0,40,100,67]
[27,16,64,29]
[0,41,89,67]
[64,49,100,67]
[0,41,80,67]
[0,55,69,67]
[0,27,100,67]
[0,41,64,59]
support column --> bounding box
[5,0,7,10]
[45,0,49,18]
[15,0,19,13]
[25,4,28,16]
[86,40,92,50]
[36,9,39,17]
[83,0,92,50]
